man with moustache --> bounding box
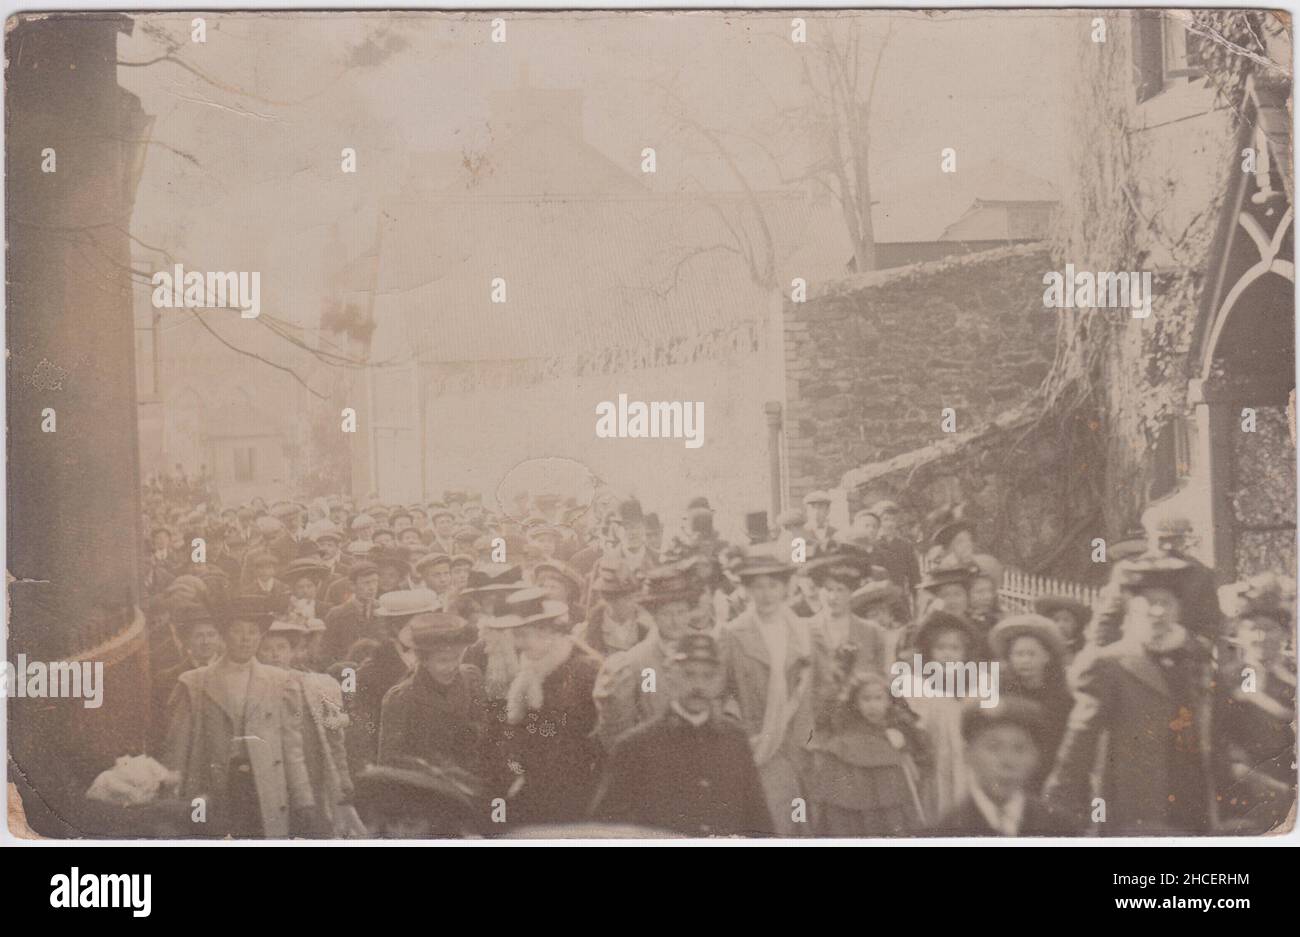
[590,633,773,836]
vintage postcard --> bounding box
[4,8,1295,842]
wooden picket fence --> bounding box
[997,568,1101,615]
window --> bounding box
[1133,12,1205,104]
[234,446,256,482]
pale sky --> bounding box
[121,9,1074,317]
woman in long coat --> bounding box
[488,589,603,828]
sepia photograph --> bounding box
[4,6,1296,851]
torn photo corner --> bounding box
[4,8,1295,843]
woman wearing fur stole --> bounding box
[484,588,603,826]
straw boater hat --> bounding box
[267,617,309,640]
[987,613,1068,664]
[374,589,441,619]
[733,544,796,581]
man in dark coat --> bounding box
[378,612,489,778]
[1044,550,1227,835]
[345,590,435,772]
[323,561,382,662]
[591,633,773,836]
[870,500,920,600]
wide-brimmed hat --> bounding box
[171,602,218,635]
[850,579,904,615]
[806,551,870,589]
[498,587,568,627]
[267,618,309,638]
[227,594,278,629]
[638,563,704,609]
[459,563,524,595]
[988,613,1067,663]
[374,589,440,618]
[284,558,331,584]
[407,612,476,649]
[802,490,832,507]
[919,563,979,592]
[512,589,568,624]
[930,519,976,550]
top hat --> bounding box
[617,498,645,525]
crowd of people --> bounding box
[131,474,1297,838]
